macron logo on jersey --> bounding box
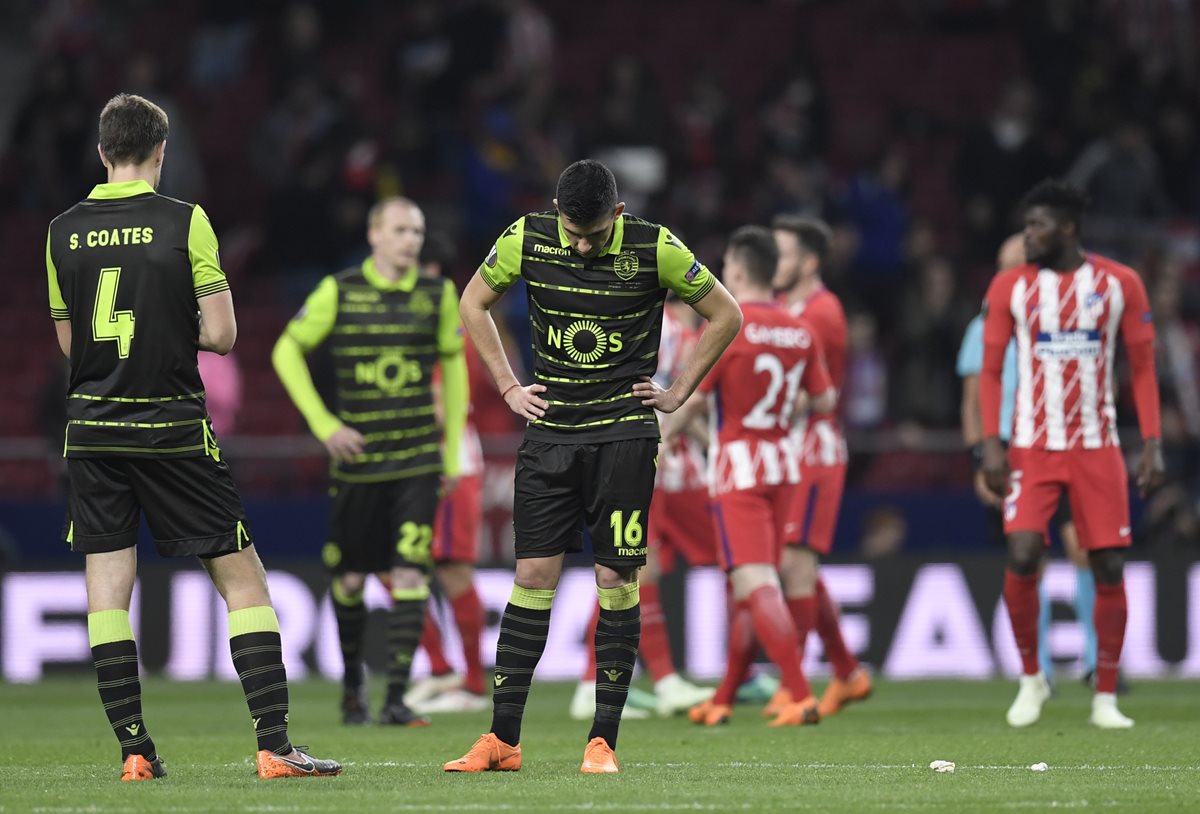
[1034,330,1101,360]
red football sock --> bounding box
[420,612,453,677]
[787,596,817,664]
[815,578,858,680]
[639,583,676,683]
[1004,570,1041,676]
[747,584,811,701]
[713,599,756,706]
[1094,581,1127,694]
[450,586,486,695]
[581,602,600,680]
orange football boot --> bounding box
[120,754,166,781]
[762,688,793,719]
[768,696,820,727]
[580,737,619,773]
[256,747,342,778]
[443,733,522,772]
[688,699,733,726]
[817,668,873,717]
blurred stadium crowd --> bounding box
[0,0,1197,548]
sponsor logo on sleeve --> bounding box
[484,244,498,268]
[684,260,702,283]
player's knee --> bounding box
[1089,549,1124,585]
[1006,534,1043,576]
[595,563,639,589]
[337,572,367,596]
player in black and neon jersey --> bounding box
[443,159,743,775]
[272,198,468,727]
[46,93,340,781]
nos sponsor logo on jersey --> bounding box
[1033,329,1101,359]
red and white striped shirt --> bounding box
[982,255,1156,451]
[786,287,848,466]
[699,302,832,495]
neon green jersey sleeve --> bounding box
[285,275,339,351]
[271,331,343,442]
[189,205,230,299]
[477,217,525,293]
[47,227,68,319]
[438,278,465,356]
[657,227,716,304]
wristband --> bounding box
[501,383,521,399]
[969,442,984,473]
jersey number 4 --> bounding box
[743,353,805,430]
[92,267,135,358]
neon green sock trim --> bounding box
[391,584,430,601]
[228,606,280,638]
[509,585,556,610]
[88,609,133,647]
[598,582,640,611]
[331,580,364,606]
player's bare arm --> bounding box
[459,271,547,421]
[53,319,71,358]
[634,281,742,413]
[961,373,1003,509]
[198,289,237,355]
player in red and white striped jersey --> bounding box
[980,180,1164,730]
[571,299,717,720]
[669,226,835,727]
[771,216,871,718]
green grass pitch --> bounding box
[2,677,1198,812]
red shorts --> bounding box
[787,461,847,555]
[1004,446,1131,550]
[649,487,718,571]
[432,474,483,563]
[710,484,797,571]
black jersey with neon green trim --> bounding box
[286,260,458,483]
[46,180,229,458]
[478,211,716,443]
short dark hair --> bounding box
[1020,179,1089,230]
[98,93,169,166]
[556,159,618,224]
[771,214,832,266]
[727,225,780,288]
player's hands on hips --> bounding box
[504,383,548,421]
[634,376,684,413]
[1136,438,1166,498]
[324,425,366,462]
[973,470,1003,509]
[980,437,1008,501]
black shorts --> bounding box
[513,438,657,568]
[64,456,251,557]
[324,474,440,574]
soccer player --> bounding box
[443,159,742,774]
[980,180,1164,729]
[272,198,468,727]
[959,233,1098,688]
[569,295,717,721]
[771,216,872,718]
[404,235,490,714]
[675,226,836,728]
[47,93,340,780]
